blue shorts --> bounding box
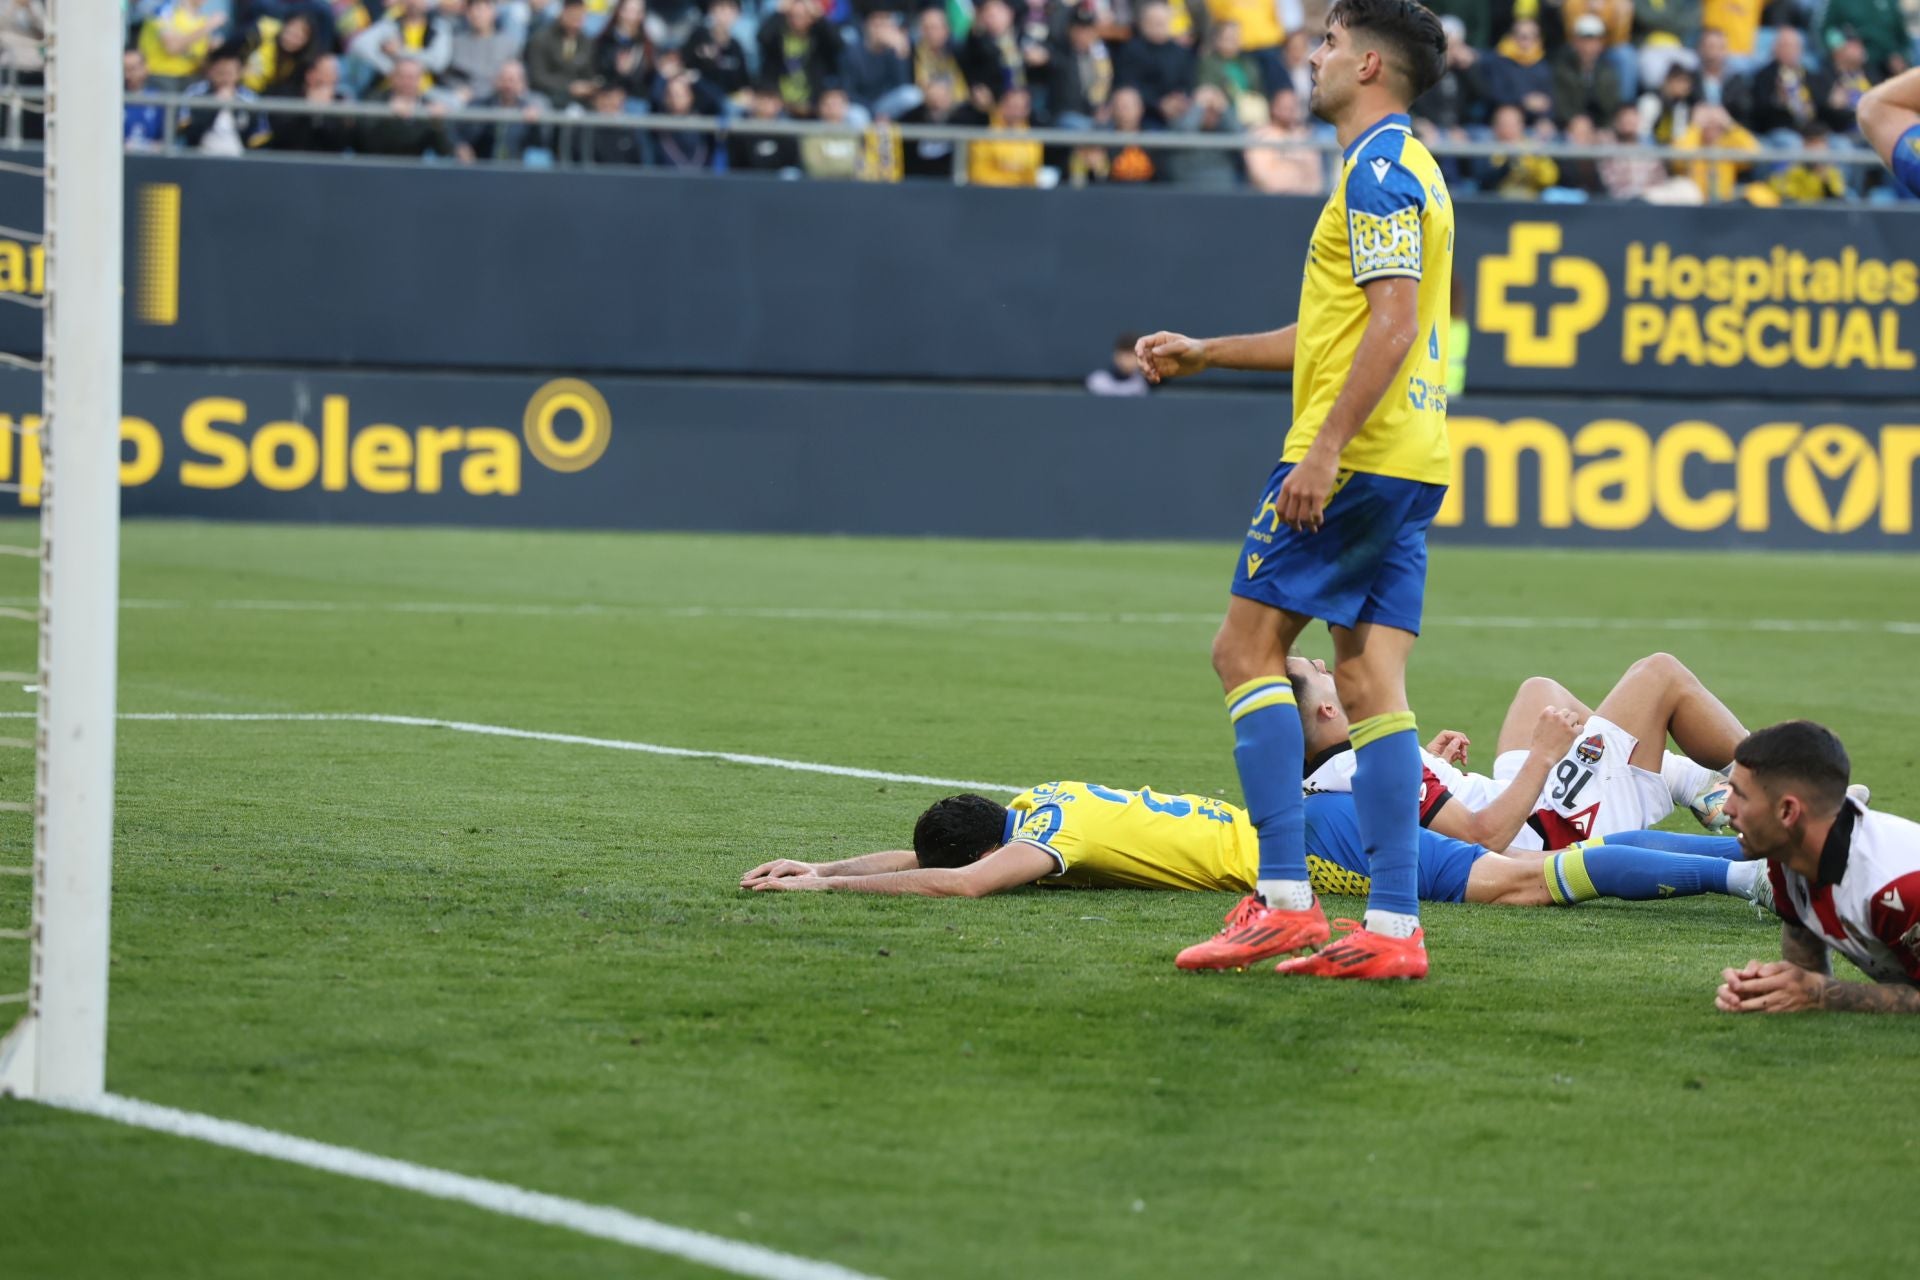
[1894,123,1920,198]
[1303,793,1487,903]
[1232,462,1447,634]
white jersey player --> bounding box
[1290,652,1746,854]
[1716,720,1920,1014]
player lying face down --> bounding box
[1713,721,1920,1015]
[739,779,1765,912]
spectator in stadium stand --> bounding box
[592,0,657,98]
[1485,18,1555,124]
[1164,82,1241,185]
[1563,0,1638,94]
[565,79,646,162]
[350,0,454,93]
[1633,0,1703,89]
[801,83,862,175]
[177,44,271,154]
[1413,13,1492,161]
[1693,27,1751,119]
[1672,100,1759,198]
[1820,0,1908,74]
[139,0,228,91]
[650,72,716,167]
[458,58,553,159]
[1475,100,1561,195]
[966,82,1043,184]
[1556,111,1608,191]
[1115,0,1196,124]
[686,0,750,105]
[1086,332,1150,396]
[1746,26,1837,138]
[242,11,319,96]
[123,51,168,149]
[267,54,356,151]
[1276,27,1311,102]
[1244,83,1323,193]
[960,0,1027,106]
[1202,0,1283,98]
[1600,99,1675,194]
[899,72,980,177]
[726,82,803,171]
[354,55,464,154]
[1047,6,1114,128]
[1762,121,1848,198]
[757,0,841,115]
[1552,14,1625,124]
[1082,82,1158,180]
[1196,20,1265,122]
[912,6,968,99]
[1700,0,1761,64]
[1825,33,1876,125]
[1645,60,1698,141]
[844,10,915,116]
[526,0,598,106]
[442,0,521,99]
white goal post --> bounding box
[0,0,125,1101]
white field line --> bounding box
[14,596,1920,634]
[42,1093,884,1280]
[0,710,1023,793]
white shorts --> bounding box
[1493,715,1674,852]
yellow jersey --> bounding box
[1287,112,1453,486]
[1005,781,1256,892]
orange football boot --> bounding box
[1275,919,1429,979]
[1175,894,1331,971]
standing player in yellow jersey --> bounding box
[1134,0,1451,979]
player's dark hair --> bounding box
[1326,0,1447,100]
[1734,720,1850,814]
[913,794,1010,868]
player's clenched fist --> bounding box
[1135,332,1209,384]
[1532,706,1582,757]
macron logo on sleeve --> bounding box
[1370,158,1391,183]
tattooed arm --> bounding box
[1716,923,1920,1013]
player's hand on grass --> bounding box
[740,858,818,888]
[1716,959,1826,1013]
[1531,706,1581,758]
[1427,730,1470,766]
[750,872,830,893]
[1276,446,1339,531]
[1135,332,1208,384]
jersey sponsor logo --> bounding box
[1349,204,1422,278]
[1370,157,1392,183]
[1882,886,1906,913]
[1575,734,1605,765]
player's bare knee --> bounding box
[1517,675,1568,703]
[1629,651,1694,691]
[1211,624,1280,688]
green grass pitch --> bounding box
[4,521,1920,1278]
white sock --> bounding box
[1258,878,1314,911]
[1661,752,1716,808]
[1725,859,1764,901]
[1364,909,1421,939]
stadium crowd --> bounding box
[89,0,1920,197]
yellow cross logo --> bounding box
[1477,222,1610,368]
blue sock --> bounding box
[1592,830,1743,860]
[1225,676,1307,883]
[1542,843,1732,904]
[1350,714,1421,919]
